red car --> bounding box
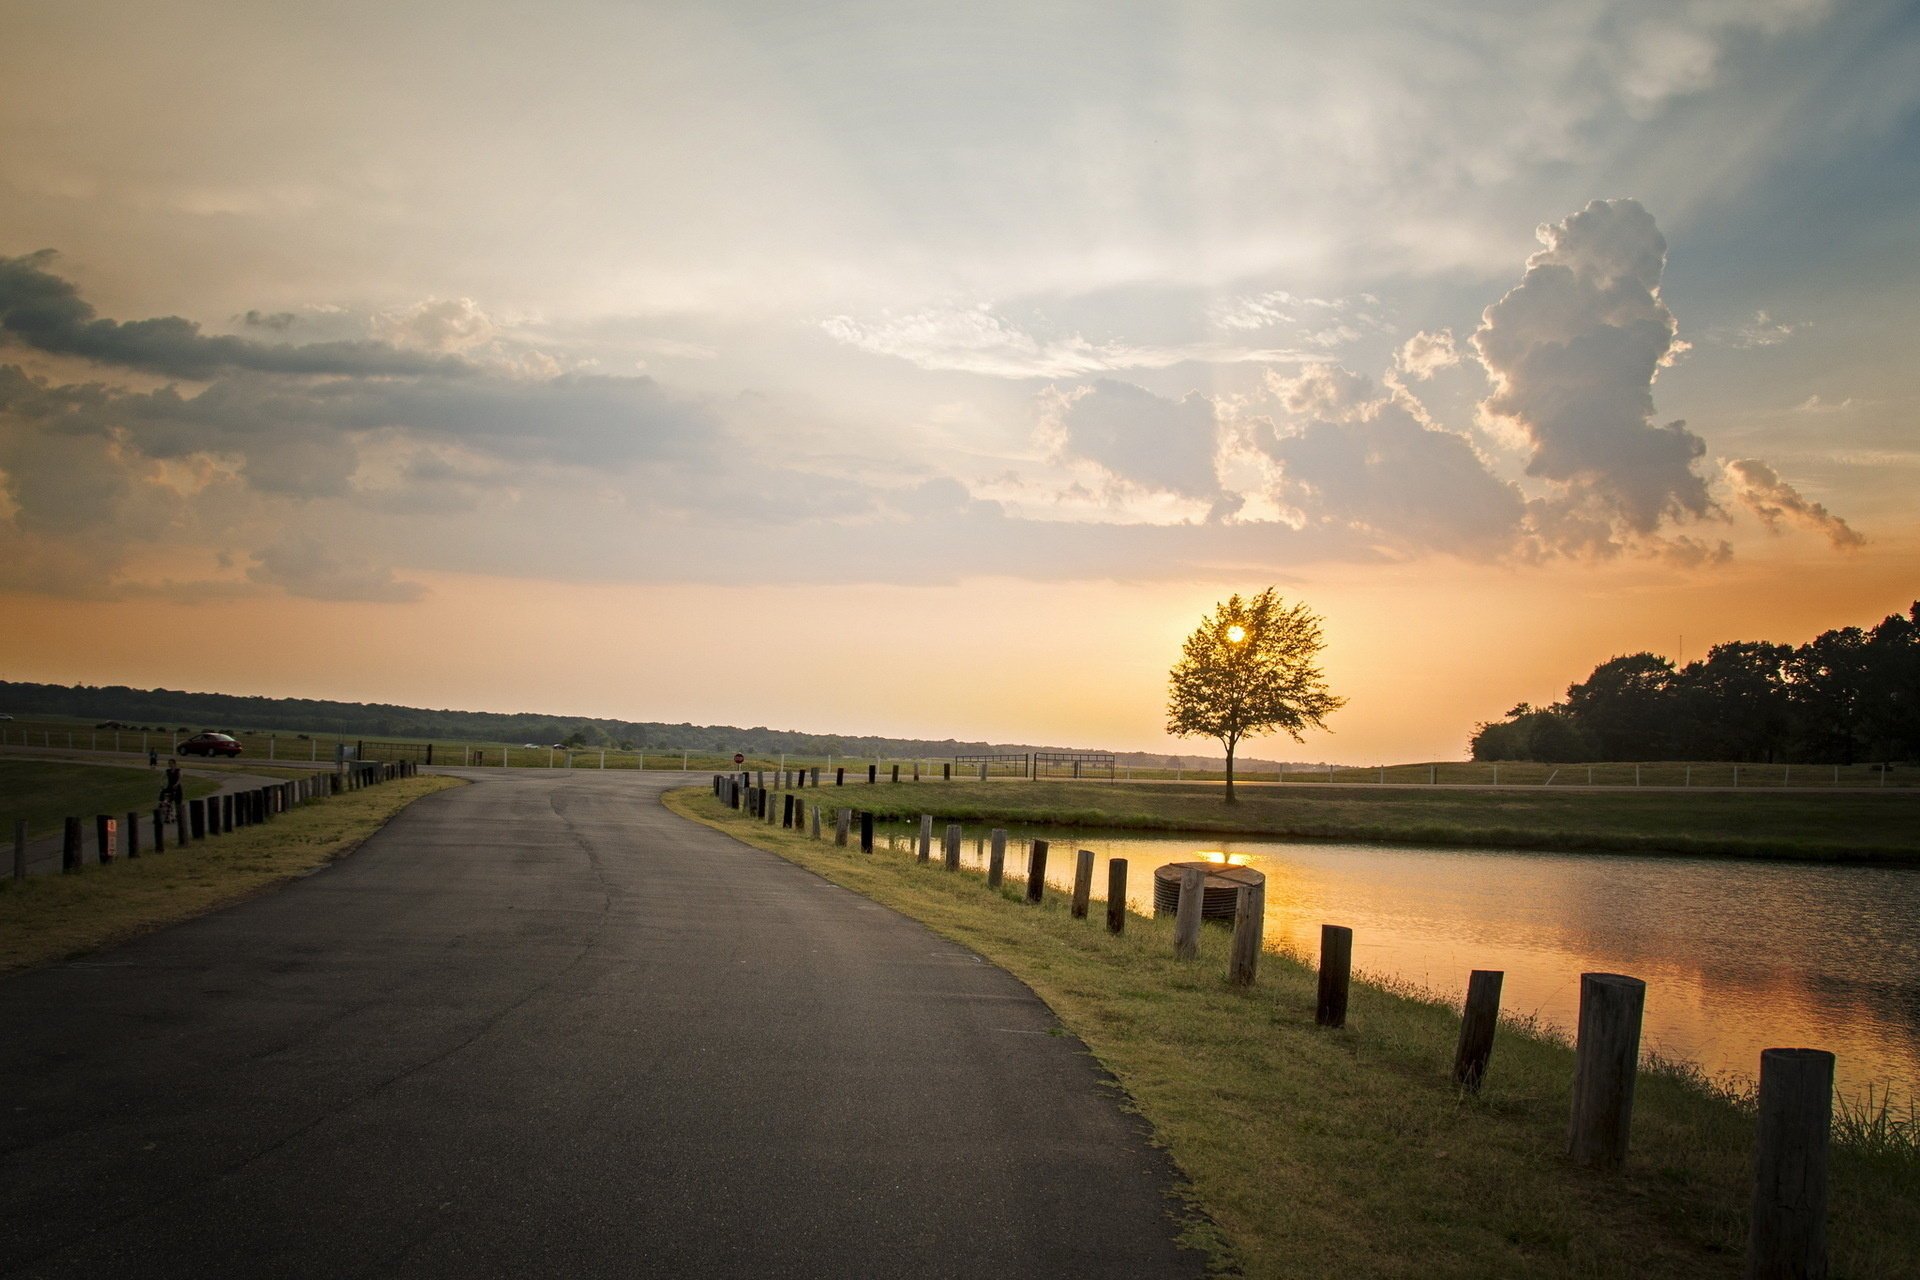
[179,732,243,758]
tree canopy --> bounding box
[1470,602,1919,764]
[1166,589,1344,801]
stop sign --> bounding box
[733,752,745,764]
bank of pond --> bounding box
[866,819,1920,1119]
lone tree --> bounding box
[1166,589,1344,802]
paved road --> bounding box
[0,770,1206,1278]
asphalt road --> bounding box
[0,770,1207,1278]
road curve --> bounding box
[0,769,1207,1278]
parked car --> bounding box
[179,732,243,758]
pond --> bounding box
[875,821,1920,1109]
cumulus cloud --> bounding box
[1473,198,1714,543]
[0,251,467,379]
[240,310,298,331]
[1724,458,1863,548]
[374,296,498,353]
[1395,329,1460,379]
[1041,380,1223,501]
[1256,366,1526,556]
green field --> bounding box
[3,712,1910,786]
[793,778,1920,860]
[0,773,461,974]
[0,760,222,842]
[669,786,1920,1279]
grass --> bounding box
[795,778,1920,861]
[668,787,1920,1279]
[0,759,222,841]
[0,773,463,975]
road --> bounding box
[0,769,1207,1278]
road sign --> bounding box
[733,752,745,764]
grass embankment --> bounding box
[809,779,1920,861]
[0,760,221,841]
[0,774,462,975]
[669,787,1919,1279]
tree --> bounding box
[1165,589,1344,802]
[1563,653,1677,760]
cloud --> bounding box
[1724,458,1863,548]
[240,310,298,331]
[1708,309,1805,348]
[0,251,468,379]
[1473,198,1715,543]
[1256,367,1526,556]
[822,305,1307,378]
[1041,379,1222,501]
[1395,329,1460,379]
[246,535,427,602]
[373,296,498,354]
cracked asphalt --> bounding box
[0,769,1207,1278]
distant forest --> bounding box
[1471,601,1919,765]
[0,679,1294,771]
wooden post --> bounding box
[988,829,1007,888]
[867,765,877,784]
[126,811,140,859]
[835,808,851,847]
[836,768,845,786]
[1228,882,1264,986]
[190,798,206,840]
[1024,838,1048,903]
[1174,866,1204,959]
[1568,972,1646,1169]
[95,815,115,864]
[223,794,233,833]
[890,763,899,783]
[152,808,165,852]
[1106,858,1127,933]
[944,823,962,871]
[1453,970,1504,1091]
[14,817,28,880]
[943,762,951,780]
[810,805,822,839]
[1316,925,1353,1027]
[858,811,874,854]
[63,817,82,872]
[175,798,190,847]
[1745,1048,1833,1280]
[782,794,795,828]
[979,761,988,782]
[1071,849,1095,918]
[917,814,933,863]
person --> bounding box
[162,757,183,809]
[148,747,158,768]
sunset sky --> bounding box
[2,0,1915,763]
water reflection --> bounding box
[877,821,1920,1108]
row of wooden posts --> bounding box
[712,771,1839,1279]
[10,761,416,881]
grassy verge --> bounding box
[0,774,463,975]
[0,760,222,841]
[799,779,1920,861]
[668,787,1919,1279]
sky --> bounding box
[1,0,1916,763]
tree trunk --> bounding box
[1223,738,1237,803]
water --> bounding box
[878,822,1920,1108]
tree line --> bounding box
[0,678,1289,770]
[1470,602,1919,765]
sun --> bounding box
[1226,625,1247,644]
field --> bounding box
[668,785,1920,1279]
[779,777,1920,860]
[0,774,461,974]
[0,759,222,841]
[1,713,1910,786]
